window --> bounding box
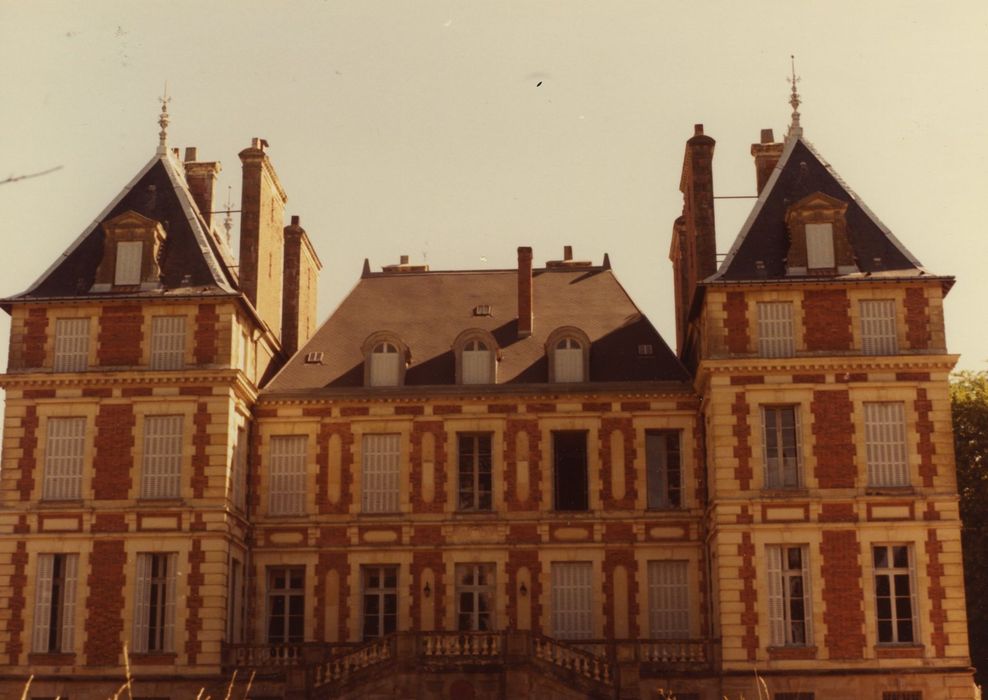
[762,406,800,489]
[553,431,588,511]
[461,339,493,384]
[369,342,400,387]
[32,553,79,653]
[860,300,898,355]
[133,553,176,653]
[805,222,835,269]
[149,316,185,370]
[646,430,682,509]
[553,337,585,382]
[227,558,244,643]
[457,434,492,511]
[647,561,689,638]
[53,318,89,371]
[552,562,593,640]
[115,241,143,285]
[267,567,304,644]
[42,417,86,500]
[141,415,183,499]
[757,302,795,358]
[231,426,247,511]
[362,434,400,513]
[362,565,398,640]
[865,402,908,487]
[767,545,811,646]
[873,545,917,644]
[268,435,307,515]
[456,563,495,631]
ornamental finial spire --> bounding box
[157,82,171,154]
[222,185,234,243]
[787,55,802,138]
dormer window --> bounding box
[805,223,835,269]
[453,330,498,385]
[93,211,165,292]
[115,241,144,285]
[547,327,590,383]
[362,332,408,387]
[784,192,857,276]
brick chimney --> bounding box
[281,215,322,357]
[751,128,784,194]
[517,246,533,338]
[183,147,222,229]
[239,137,287,340]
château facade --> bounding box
[0,100,974,699]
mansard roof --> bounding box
[265,263,690,394]
[5,150,238,303]
[711,136,931,283]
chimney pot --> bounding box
[760,129,775,144]
[517,246,533,338]
[563,245,573,261]
[291,215,300,226]
[400,254,409,265]
[184,146,198,162]
[694,124,704,136]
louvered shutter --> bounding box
[648,561,689,638]
[150,316,186,370]
[32,554,54,652]
[133,553,151,653]
[115,241,143,285]
[163,553,176,652]
[142,416,184,499]
[461,342,492,384]
[60,554,78,652]
[552,562,593,640]
[865,402,908,486]
[860,300,898,355]
[554,340,584,383]
[43,417,86,500]
[268,436,307,515]
[53,318,90,371]
[231,426,247,510]
[798,548,812,645]
[369,344,399,386]
[766,546,785,646]
[757,302,795,358]
[362,434,400,513]
[805,223,835,269]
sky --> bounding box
[1,1,987,384]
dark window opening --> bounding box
[553,431,588,511]
[646,430,682,509]
[267,567,304,644]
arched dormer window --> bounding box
[361,332,409,387]
[546,327,591,383]
[453,330,498,385]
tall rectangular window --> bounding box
[231,426,248,511]
[267,566,304,644]
[865,402,909,487]
[805,222,835,269]
[757,302,795,358]
[268,435,307,515]
[53,318,89,371]
[553,431,588,511]
[32,553,79,653]
[133,553,176,653]
[646,430,682,509]
[647,561,689,638]
[873,545,917,644]
[456,563,495,631]
[860,300,898,355]
[149,316,186,370]
[362,565,398,640]
[141,415,183,499]
[227,558,245,643]
[767,545,811,646]
[552,562,593,640]
[362,434,400,513]
[457,434,492,511]
[115,241,143,285]
[762,406,801,489]
[42,417,86,500]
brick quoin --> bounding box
[904,287,930,350]
[191,402,210,498]
[23,307,49,368]
[812,390,856,488]
[410,421,447,513]
[5,541,27,665]
[802,289,852,351]
[505,419,541,511]
[16,406,38,501]
[820,530,866,659]
[603,549,639,638]
[85,539,126,666]
[724,291,749,353]
[316,422,355,514]
[738,532,758,661]
[732,393,753,490]
[507,550,542,634]
[97,304,143,366]
[915,388,937,486]
[193,303,219,364]
[185,539,205,664]
[599,416,636,509]
[412,551,445,630]
[94,404,136,499]
[925,529,948,656]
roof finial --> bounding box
[157,82,171,154]
[222,185,234,243]
[787,54,802,138]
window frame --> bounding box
[53,318,90,372]
[455,563,496,632]
[873,544,918,645]
[551,561,594,640]
[864,401,909,487]
[457,433,493,511]
[266,566,305,644]
[114,240,144,286]
[133,552,177,654]
[645,430,683,509]
[361,332,408,387]
[757,301,795,358]
[453,329,498,385]
[42,416,87,501]
[140,415,184,500]
[552,430,589,512]
[362,565,398,641]
[766,544,812,647]
[149,315,186,370]
[647,560,690,639]
[860,299,898,356]
[361,433,401,514]
[268,435,308,516]
[546,327,591,384]
[761,405,802,489]
[32,553,79,654]
[805,222,835,270]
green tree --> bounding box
[951,370,988,686]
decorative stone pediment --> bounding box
[784,191,858,276]
[92,210,166,291]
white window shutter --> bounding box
[799,547,813,645]
[766,546,785,646]
[461,343,492,384]
[369,344,400,386]
[59,554,78,652]
[115,241,143,285]
[554,340,584,383]
[133,553,151,653]
[362,434,400,513]
[43,417,86,500]
[552,562,593,640]
[860,300,898,355]
[150,316,186,370]
[142,416,184,499]
[53,318,90,371]
[757,302,795,358]
[865,402,908,486]
[269,436,307,515]
[32,554,54,652]
[163,553,176,652]
[648,561,689,638]
[805,223,835,268]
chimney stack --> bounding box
[517,246,533,338]
[750,128,784,195]
[282,215,322,357]
[183,147,222,229]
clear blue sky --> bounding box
[2,1,986,377]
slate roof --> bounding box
[265,265,690,394]
[5,151,239,303]
[711,136,932,283]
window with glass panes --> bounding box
[553,337,584,382]
[42,417,86,501]
[873,545,917,644]
[767,545,811,646]
[141,415,183,499]
[551,562,593,640]
[33,553,78,653]
[133,553,176,653]
[267,567,304,644]
[860,299,898,355]
[647,561,689,638]
[149,316,185,369]
[369,342,400,386]
[757,302,795,357]
[456,563,495,631]
[762,406,800,488]
[461,339,492,384]
[457,434,492,510]
[53,318,90,371]
[865,402,909,487]
[362,566,398,640]
[646,430,682,509]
